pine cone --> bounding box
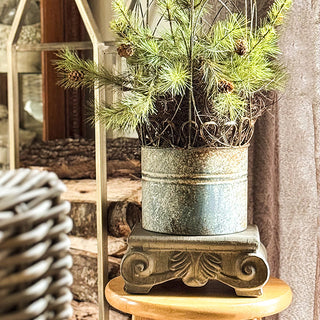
[117,44,134,58]
[218,80,234,93]
[68,70,85,82]
[235,39,247,56]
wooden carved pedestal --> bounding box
[121,223,270,297]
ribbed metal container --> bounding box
[142,146,248,235]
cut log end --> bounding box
[108,201,142,238]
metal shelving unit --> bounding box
[7,0,113,319]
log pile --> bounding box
[63,178,142,238]
[69,236,123,304]
[63,178,141,319]
[19,137,143,318]
[20,137,141,179]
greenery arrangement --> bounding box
[55,0,291,148]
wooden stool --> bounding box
[106,277,292,320]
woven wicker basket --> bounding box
[0,169,73,320]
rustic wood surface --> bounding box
[106,277,292,320]
[70,236,124,304]
[71,300,129,320]
[41,0,91,140]
[19,138,142,313]
[63,178,141,238]
[20,138,141,179]
[0,74,7,106]
[107,201,142,238]
[62,0,92,139]
[41,0,66,140]
[69,236,127,257]
[62,177,141,204]
[64,177,140,304]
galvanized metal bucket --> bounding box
[141,146,248,235]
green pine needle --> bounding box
[55,0,292,147]
[159,63,191,96]
[214,93,246,121]
[94,92,155,131]
[267,0,292,26]
[55,49,133,91]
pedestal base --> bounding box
[121,224,270,297]
[106,276,292,320]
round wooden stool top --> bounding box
[105,277,292,320]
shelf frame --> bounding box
[7,0,112,319]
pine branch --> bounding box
[213,93,247,121]
[206,14,246,54]
[92,92,155,131]
[55,0,291,147]
[158,63,191,96]
[112,0,139,35]
[55,49,134,91]
[248,0,292,55]
[188,0,196,147]
[194,0,210,30]
[166,1,176,44]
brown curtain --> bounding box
[249,0,320,319]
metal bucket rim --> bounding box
[142,144,249,151]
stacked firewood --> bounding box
[20,138,141,179]
[19,137,143,319]
[63,178,142,319]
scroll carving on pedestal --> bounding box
[121,228,270,297]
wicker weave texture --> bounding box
[0,169,73,320]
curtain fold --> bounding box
[249,1,320,319]
[312,0,320,319]
[249,103,280,320]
